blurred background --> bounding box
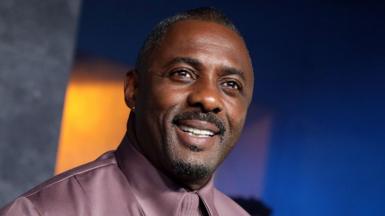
[1,1,385,216]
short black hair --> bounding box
[135,7,242,74]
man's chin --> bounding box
[169,160,213,186]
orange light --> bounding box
[55,58,130,174]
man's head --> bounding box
[124,7,254,190]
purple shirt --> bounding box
[0,137,249,216]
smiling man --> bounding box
[1,7,254,216]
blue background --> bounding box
[76,1,385,215]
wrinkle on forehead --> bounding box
[161,20,253,78]
[166,20,248,53]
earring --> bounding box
[131,106,135,112]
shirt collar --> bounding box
[115,134,219,216]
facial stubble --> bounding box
[161,113,229,187]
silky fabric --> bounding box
[0,136,249,216]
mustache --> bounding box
[172,111,226,136]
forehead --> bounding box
[151,20,254,83]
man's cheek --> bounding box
[153,89,186,106]
[228,113,246,138]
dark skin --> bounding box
[124,20,254,190]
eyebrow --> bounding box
[164,56,246,81]
[220,66,246,82]
[163,57,203,70]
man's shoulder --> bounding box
[0,151,129,216]
[213,188,250,216]
[23,151,118,197]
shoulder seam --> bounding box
[29,197,43,216]
[24,158,116,198]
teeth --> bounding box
[179,125,214,137]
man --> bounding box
[1,7,254,216]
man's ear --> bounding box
[124,69,138,109]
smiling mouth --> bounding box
[172,111,226,136]
[179,125,215,137]
[172,118,222,152]
[171,112,225,151]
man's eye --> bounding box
[174,70,191,77]
[169,69,194,81]
[222,80,241,90]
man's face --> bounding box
[132,20,254,188]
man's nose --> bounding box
[187,79,223,113]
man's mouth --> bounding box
[173,119,220,151]
[171,112,225,151]
[172,111,226,136]
[179,125,215,137]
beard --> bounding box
[163,134,215,185]
[161,111,226,185]
[171,159,211,183]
